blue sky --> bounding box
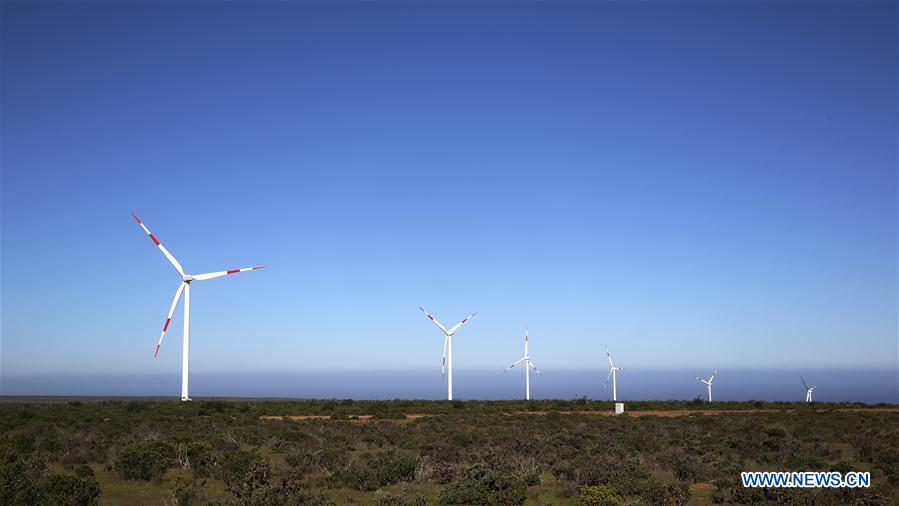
[2,1,896,382]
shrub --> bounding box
[373,483,428,506]
[112,441,174,481]
[309,447,349,477]
[0,447,47,505]
[577,485,622,505]
[672,459,701,483]
[237,476,337,506]
[169,478,205,506]
[340,451,418,491]
[218,450,271,499]
[640,481,690,506]
[45,471,101,505]
[175,441,216,477]
[438,465,527,505]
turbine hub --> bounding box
[183,275,193,283]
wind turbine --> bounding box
[419,307,477,400]
[603,347,623,401]
[801,376,816,403]
[132,213,264,401]
[695,370,718,402]
[504,327,540,400]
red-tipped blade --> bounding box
[191,265,266,281]
[131,213,185,276]
[153,283,185,358]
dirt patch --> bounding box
[689,482,714,492]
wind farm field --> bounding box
[1,399,897,505]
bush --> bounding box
[112,441,174,481]
[170,478,205,506]
[672,459,701,483]
[0,444,47,505]
[340,451,418,491]
[46,471,101,505]
[577,485,622,505]
[438,465,527,505]
[640,481,690,506]
[218,450,271,499]
[237,476,337,506]
[175,441,216,477]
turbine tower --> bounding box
[695,370,718,402]
[504,327,541,400]
[801,376,816,403]
[604,347,624,401]
[419,307,477,401]
[132,213,264,401]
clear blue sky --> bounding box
[2,1,896,380]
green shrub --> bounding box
[577,485,622,505]
[112,441,174,481]
[438,465,527,505]
[672,459,701,483]
[340,451,418,491]
[175,441,216,477]
[0,446,47,505]
[45,471,101,505]
[218,450,271,499]
[237,476,337,506]
[640,481,690,506]
[169,478,205,506]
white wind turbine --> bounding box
[132,213,264,401]
[603,347,623,401]
[801,376,816,403]
[419,307,477,401]
[695,369,718,402]
[504,327,541,400]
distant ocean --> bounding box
[1,369,896,404]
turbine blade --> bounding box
[528,361,541,375]
[606,347,614,368]
[447,312,478,335]
[800,376,809,390]
[441,335,448,382]
[505,357,526,372]
[191,266,266,281]
[154,283,185,358]
[132,213,186,277]
[708,370,717,383]
[419,306,449,335]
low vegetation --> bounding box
[0,398,896,505]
